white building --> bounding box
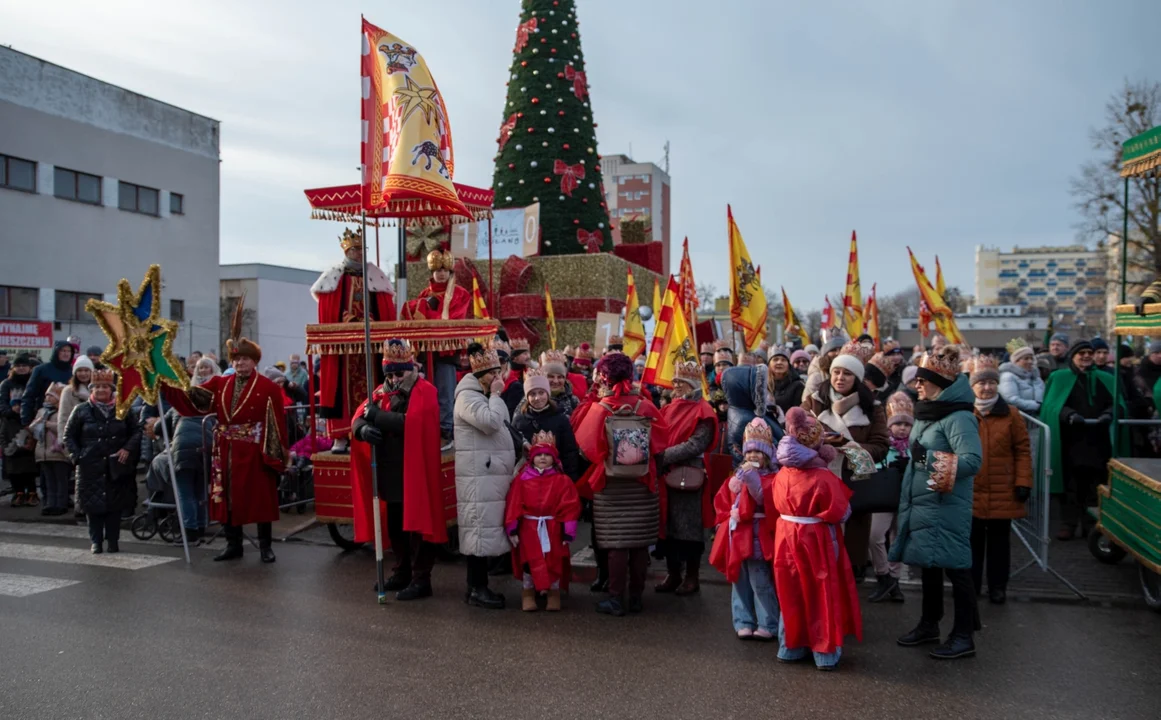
[220,264,321,367]
[897,305,1050,351]
[0,47,221,359]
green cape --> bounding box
[1040,366,1128,493]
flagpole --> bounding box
[363,211,386,605]
[154,394,191,564]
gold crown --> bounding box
[92,369,116,385]
[1005,337,1029,355]
[339,227,363,252]
[714,339,733,353]
[886,391,914,420]
[607,334,624,347]
[839,340,874,365]
[674,361,703,387]
[743,418,774,446]
[541,349,568,371]
[974,354,999,373]
[562,345,575,356]
[509,337,530,353]
[700,342,715,355]
[468,342,502,374]
[382,339,415,366]
[530,429,557,448]
[426,249,454,271]
[919,345,962,380]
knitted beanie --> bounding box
[970,355,1000,385]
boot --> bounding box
[654,573,682,593]
[91,543,103,555]
[930,634,975,660]
[522,588,538,612]
[465,586,505,610]
[214,544,244,562]
[897,621,941,647]
[675,565,700,596]
[260,546,276,564]
[868,574,899,603]
[25,493,39,507]
[378,572,412,593]
[1056,525,1075,541]
[395,580,432,601]
[590,568,609,593]
[11,492,25,508]
[989,587,1007,605]
[546,589,562,612]
[106,539,120,554]
[595,597,626,617]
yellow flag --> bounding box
[843,231,863,337]
[935,256,947,301]
[471,277,489,319]
[643,276,699,389]
[652,278,662,324]
[727,205,768,351]
[908,248,967,346]
[545,282,557,349]
[623,268,647,360]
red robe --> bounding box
[162,374,287,526]
[708,475,776,583]
[573,385,669,499]
[317,272,396,437]
[504,464,581,591]
[406,280,472,321]
[567,372,588,399]
[658,397,719,537]
[768,466,863,654]
[349,378,447,545]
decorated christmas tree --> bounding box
[491,0,612,256]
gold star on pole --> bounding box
[393,75,440,126]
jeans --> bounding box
[87,512,122,547]
[921,566,979,638]
[174,468,207,531]
[434,360,457,434]
[970,518,1011,593]
[39,461,72,511]
[465,554,491,589]
[731,558,779,635]
[777,614,842,668]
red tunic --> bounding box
[567,372,588,399]
[708,474,776,583]
[504,465,581,591]
[349,378,447,545]
[162,374,287,526]
[768,466,863,654]
[658,397,719,536]
[406,280,472,321]
[573,385,669,499]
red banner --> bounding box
[0,321,53,350]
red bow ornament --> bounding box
[498,113,518,151]
[553,160,585,197]
[578,229,603,254]
[564,65,588,101]
[515,18,538,53]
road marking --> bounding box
[0,573,81,597]
[0,521,91,541]
[0,542,178,570]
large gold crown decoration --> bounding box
[426,249,455,271]
[339,227,364,252]
[85,264,190,418]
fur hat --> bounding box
[784,407,823,450]
[970,355,1000,385]
[523,366,551,395]
[540,349,568,376]
[1006,337,1034,364]
[339,227,363,252]
[467,341,501,375]
[572,342,595,368]
[383,339,415,372]
[72,356,94,374]
[91,368,116,386]
[426,249,454,272]
[225,292,261,362]
[742,417,776,460]
[917,345,962,388]
[594,351,634,384]
[673,361,703,389]
[886,391,914,427]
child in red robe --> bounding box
[769,407,863,670]
[505,430,582,612]
[709,418,779,640]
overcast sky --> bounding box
[3,0,1159,310]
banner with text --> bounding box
[448,204,540,260]
[0,321,53,351]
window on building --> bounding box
[0,285,39,319]
[118,181,160,216]
[0,154,36,193]
[55,290,102,323]
[170,192,184,215]
[639,174,651,183]
[170,299,184,322]
[53,167,102,205]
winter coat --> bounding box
[0,374,36,477]
[769,373,805,416]
[65,402,142,516]
[511,400,581,482]
[801,387,891,481]
[58,384,89,434]
[998,362,1044,414]
[721,365,782,465]
[453,374,517,557]
[32,406,70,463]
[890,375,983,570]
[162,408,215,475]
[21,341,74,426]
[971,397,1032,519]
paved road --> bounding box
[1,526,1157,720]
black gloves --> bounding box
[910,439,927,462]
[357,424,383,445]
[1015,486,1031,502]
[1096,412,1113,424]
[1066,412,1086,426]
[364,402,381,422]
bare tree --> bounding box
[695,282,718,309]
[1071,80,1161,293]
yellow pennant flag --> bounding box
[727,206,768,351]
[623,268,647,360]
[652,278,662,324]
[471,276,489,319]
[545,282,557,350]
[643,276,700,389]
[907,248,967,346]
[781,286,804,340]
[843,230,863,337]
[935,256,948,301]
[865,283,880,349]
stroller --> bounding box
[131,448,184,543]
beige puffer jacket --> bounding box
[453,374,517,557]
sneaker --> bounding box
[595,597,626,617]
[440,432,454,452]
[736,628,754,640]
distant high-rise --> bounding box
[600,154,671,274]
[975,244,1106,335]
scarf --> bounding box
[974,395,999,416]
[341,257,363,275]
[888,435,910,455]
[914,399,974,421]
[91,399,116,417]
[815,387,869,442]
[775,435,829,470]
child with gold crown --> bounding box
[504,430,582,612]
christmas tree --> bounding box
[491,0,612,256]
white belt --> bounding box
[730,508,767,534]
[525,515,555,552]
[780,515,822,524]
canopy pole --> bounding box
[362,211,386,605]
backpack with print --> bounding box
[603,398,652,478]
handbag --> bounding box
[848,466,902,515]
[664,465,705,491]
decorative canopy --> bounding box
[1121,125,1161,178]
[306,318,499,355]
[304,182,494,225]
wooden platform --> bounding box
[1100,459,1161,573]
[312,449,457,526]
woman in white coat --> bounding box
[454,342,517,610]
[998,341,1044,415]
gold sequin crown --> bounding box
[468,342,501,374]
[382,339,415,366]
[339,227,363,252]
[530,429,557,448]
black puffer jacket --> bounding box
[163,408,215,474]
[511,400,581,481]
[65,402,141,515]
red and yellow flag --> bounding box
[643,276,700,389]
[935,256,948,301]
[678,237,698,319]
[908,248,966,345]
[471,276,489,319]
[864,283,880,349]
[623,268,647,361]
[781,287,804,340]
[727,206,768,351]
[544,282,557,349]
[842,230,863,337]
[360,18,470,218]
[822,295,835,330]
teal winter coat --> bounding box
[889,375,983,570]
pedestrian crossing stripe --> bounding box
[0,573,81,597]
[0,542,178,571]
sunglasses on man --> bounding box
[386,370,409,379]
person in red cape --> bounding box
[161,330,287,564]
[768,407,863,670]
[655,361,719,596]
[312,227,396,454]
[709,418,779,640]
[574,352,669,617]
[568,342,595,396]
[403,249,471,446]
[350,339,446,600]
[505,430,581,612]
